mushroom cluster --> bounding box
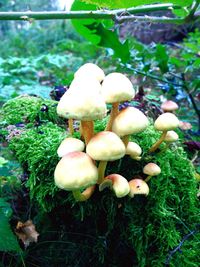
[54,63,174,202]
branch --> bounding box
[0,3,190,24]
[116,15,184,24]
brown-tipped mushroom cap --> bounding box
[101,72,135,103]
[86,131,126,161]
[129,179,149,197]
[179,121,192,130]
[57,137,85,157]
[54,151,98,190]
[154,113,179,131]
[99,174,130,198]
[164,131,179,143]
[56,87,107,120]
[74,63,105,83]
[112,107,149,137]
[126,142,142,160]
[161,100,179,112]
[143,163,161,176]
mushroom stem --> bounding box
[122,135,129,147]
[98,160,107,184]
[149,131,168,153]
[72,185,96,202]
[105,102,119,131]
[68,118,74,135]
[81,121,94,145]
[144,175,152,182]
[79,122,84,140]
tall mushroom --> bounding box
[112,107,149,146]
[101,73,135,131]
[54,151,98,201]
[74,63,105,83]
[86,131,126,184]
[57,80,107,144]
[149,113,179,153]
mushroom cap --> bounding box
[74,63,105,82]
[154,113,179,131]
[57,88,107,120]
[101,72,135,103]
[57,137,85,157]
[126,142,142,159]
[69,76,102,94]
[86,131,126,161]
[112,107,149,137]
[161,100,178,112]
[129,179,149,197]
[164,131,179,143]
[143,163,161,176]
[99,174,130,198]
[54,151,98,190]
[179,121,192,130]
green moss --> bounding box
[2,96,200,267]
[1,95,61,125]
[8,122,66,211]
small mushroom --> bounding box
[179,121,192,130]
[149,113,179,152]
[57,137,85,157]
[126,142,142,160]
[86,131,126,184]
[54,151,98,201]
[112,107,149,146]
[143,163,161,182]
[99,174,130,198]
[161,100,178,113]
[101,73,135,131]
[164,131,179,143]
[129,179,149,197]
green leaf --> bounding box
[170,57,185,67]
[71,0,100,45]
[71,0,130,62]
[172,8,189,17]
[0,157,8,168]
[193,58,200,68]
[86,22,130,62]
[80,0,193,8]
[0,198,21,252]
[155,44,169,74]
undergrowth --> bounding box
[1,95,199,267]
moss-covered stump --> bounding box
[1,94,62,125]
[1,96,200,267]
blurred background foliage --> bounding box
[0,0,200,266]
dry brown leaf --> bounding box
[15,220,39,248]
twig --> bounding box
[123,64,182,87]
[165,224,200,266]
[181,73,200,131]
[185,0,200,22]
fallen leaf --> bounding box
[15,220,39,248]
